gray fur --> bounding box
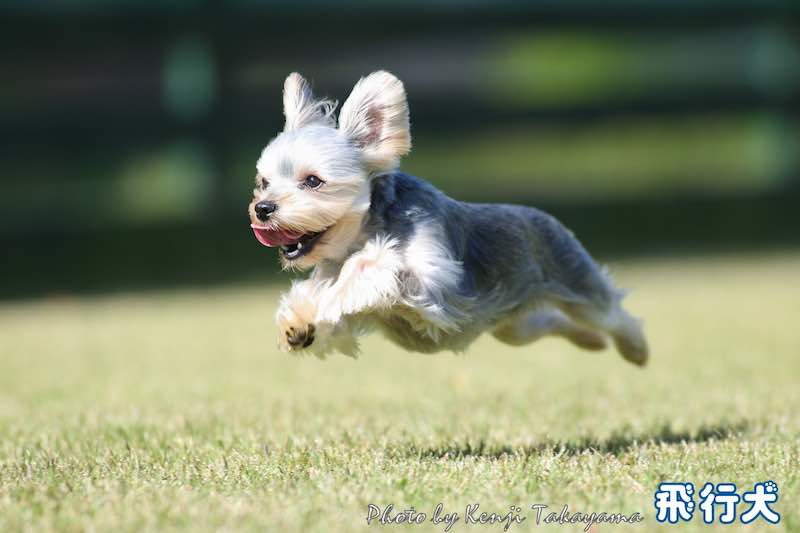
[262,71,648,365]
[352,172,646,363]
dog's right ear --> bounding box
[282,73,336,132]
[338,71,411,173]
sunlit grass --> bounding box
[0,253,798,531]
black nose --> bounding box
[254,201,277,221]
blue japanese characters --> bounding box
[655,481,780,525]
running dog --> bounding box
[248,71,649,365]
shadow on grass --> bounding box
[412,421,749,460]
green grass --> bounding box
[0,253,799,532]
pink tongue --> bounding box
[250,225,305,247]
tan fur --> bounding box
[249,72,648,365]
[492,308,608,351]
[275,280,319,352]
[277,237,404,356]
[284,210,368,271]
[338,71,411,173]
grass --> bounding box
[0,252,798,532]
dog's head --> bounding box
[249,71,411,269]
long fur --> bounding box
[338,71,411,173]
[282,73,337,131]
[253,72,649,365]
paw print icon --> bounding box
[741,481,780,524]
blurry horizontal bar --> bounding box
[1,112,797,236]
[2,24,798,148]
[1,1,795,21]
[404,114,799,201]
[2,187,799,300]
[2,96,797,154]
[0,139,215,231]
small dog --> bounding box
[249,71,648,365]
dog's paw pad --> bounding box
[285,324,315,349]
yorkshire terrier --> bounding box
[248,71,648,365]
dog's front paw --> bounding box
[276,289,318,353]
[274,281,356,358]
[277,310,316,353]
[285,323,315,349]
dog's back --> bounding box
[365,173,613,311]
[363,172,647,363]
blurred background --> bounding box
[1,0,798,299]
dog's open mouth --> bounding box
[250,225,327,260]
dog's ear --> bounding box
[283,72,336,132]
[338,71,411,173]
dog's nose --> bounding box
[254,201,277,221]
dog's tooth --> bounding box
[297,242,303,250]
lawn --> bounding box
[0,253,798,532]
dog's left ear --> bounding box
[338,71,411,173]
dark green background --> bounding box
[2,1,798,298]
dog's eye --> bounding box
[303,175,324,189]
[259,177,268,189]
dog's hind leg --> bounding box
[522,209,649,365]
[524,209,648,365]
[492,308,608,351]
[557,297,648,366]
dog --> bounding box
[248,71,649,365]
